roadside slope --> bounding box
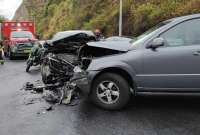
[14,0,200,38]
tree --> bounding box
[0,16,6,23]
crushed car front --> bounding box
[72,20,174,95]
[72,39,133,95]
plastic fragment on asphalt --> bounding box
[46,106,53,111]
[22,80,82,109]
[62,90,73,105]
[24,82,34,91]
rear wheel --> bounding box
[91,73,131,110]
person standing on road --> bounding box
[0,40,4,65]
[94,29,104,41]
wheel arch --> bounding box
[90,67,136,94]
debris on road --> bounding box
[37,111,47,115]
[22,95,44,106]
[21,80,82,108]
[23,81,44,93]
[25,101,34,105]
[43,91,59,104]
[36,105,55,115]
[24,82,34,91]
[46,105,53,111]
[20,76,83,116]
[62,90,73,105]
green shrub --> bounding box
[25,0,200,39]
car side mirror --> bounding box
[147,37,164,49]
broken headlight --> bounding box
[73,66,84,73]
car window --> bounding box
[160,18,200,47]
[130,21,171,49]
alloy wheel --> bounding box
[96,81,120,104]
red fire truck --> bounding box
[1,21,37,59]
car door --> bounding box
[137,18,200,92]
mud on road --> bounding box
[1,60,200,135]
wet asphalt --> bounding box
[1,59,200,135]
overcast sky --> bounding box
[0,0,23,20]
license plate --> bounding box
[24,50,31,53]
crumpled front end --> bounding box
[42,31,129,96]
[71,66,101,95]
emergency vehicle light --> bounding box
[17,23,21,27]
[17,28,22,31]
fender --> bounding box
[87,59,137,82]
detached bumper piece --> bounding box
[71,71,90,95]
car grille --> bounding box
[17,43,33,50]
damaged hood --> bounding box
[87,40,132,52]
[49,30,96,45]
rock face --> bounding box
[13,2,29,21]
[13,0,48,21]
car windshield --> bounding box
[11,31,33,38]
[130,21,171,44]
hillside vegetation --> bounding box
[0,16,6,23]
[20,0,200,39]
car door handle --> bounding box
[193,51,200,56]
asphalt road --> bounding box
[1,59,200,135]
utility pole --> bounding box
[119,0,122,36]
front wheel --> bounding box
[91,73,131,110]
[8,49,14,60]
[41,63,52,84]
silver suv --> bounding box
[75,14,200,110]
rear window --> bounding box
[11,31,33,38]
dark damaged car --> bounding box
[74,14,200,110]
[40,31,130,85]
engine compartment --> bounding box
[41,31,126,84]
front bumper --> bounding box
[12,49,31,57]
[12,52,30,57]
[72,70,100,95]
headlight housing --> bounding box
[11,46,17,52]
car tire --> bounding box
[91,73,131,110]
[41,63,52,84]
[26,62,31,72]
[41,63,47,83]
